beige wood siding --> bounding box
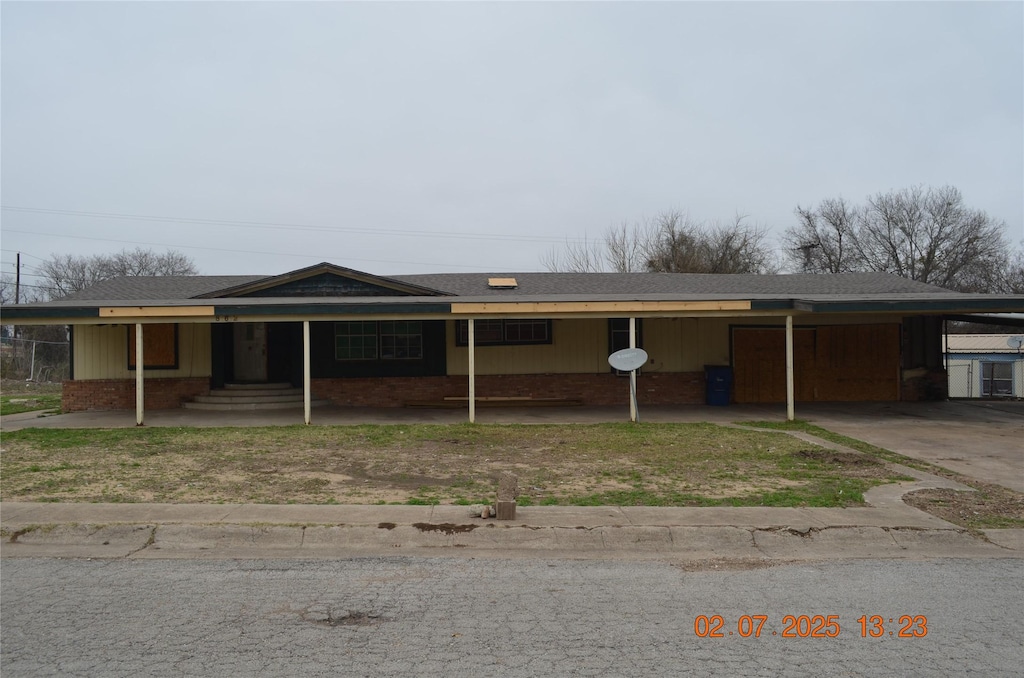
[73,323,212,380]
[447,319,608,375]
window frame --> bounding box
[454,319,552,347]
[981,361,1013,397]
[334,320,423,362]
[608,318,643,375]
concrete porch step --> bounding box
[207,387,304,398]
[222,382,294,391]
[193,393,305,405]
[183,399,329,411]
[183,383,328,411]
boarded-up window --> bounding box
[127,324,179,370]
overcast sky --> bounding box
[2,1,1021,289]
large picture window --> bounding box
[981,362,1013,397]
[335,321,422,361]
[127,323,179,370]
[455,319,551,346]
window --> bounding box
[380,321,423,360]
[127,323,178,370]
[335,321,422,361]
[981,362,1013,396]
[608,318,643,375]
[455,319,551,346]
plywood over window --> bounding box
[127,323,179,370]
[732,324,899,403]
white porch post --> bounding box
[629,317,638,423]
[135,323,144,426]
[785,314,795,422]
[468,318,476,424]
[303,320,311,425]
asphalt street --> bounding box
[2,556,1021,677]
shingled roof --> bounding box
[391,271,952,298]
[52,270,951,302]
[5,265,1022,319]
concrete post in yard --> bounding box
[496,473,518,520]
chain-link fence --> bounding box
[946,356,1022,399]
[0,337,70,383]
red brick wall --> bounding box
[62,378,210,412]
[312,372,707,407]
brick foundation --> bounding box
[312,372,707,408]
[62,378,210,412]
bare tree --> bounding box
[540,234,607,273]
[644,212,778,274]
[36,248,198,299]
[782,197,863,273]
[545,211,777,274]
[857,185,1007,290]
[998,245,1024,294]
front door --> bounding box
[233,322,267,382]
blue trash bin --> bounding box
[704,365,732,406]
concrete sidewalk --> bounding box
[3,479,1022,562]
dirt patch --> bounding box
[904,483,1024,530]
[0,423,913,508]
[793,449,881,467]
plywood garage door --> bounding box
[732,325,900,403]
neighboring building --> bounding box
[3,262,1023,421]
[944,334,1024,399]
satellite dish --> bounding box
[608,348,649,372]
[1007,336,1023,350]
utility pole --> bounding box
[15,252,21,304]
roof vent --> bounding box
[487,277,518,289]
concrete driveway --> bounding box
[798,401,1024,493]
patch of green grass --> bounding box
[0,422,918,509]
[1,394,61,416]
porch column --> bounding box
[303,321,311,425]
[629,317,638,423]
[468,318,476,424]
[785,315,795,422]
[135,323,144,426]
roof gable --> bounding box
[195,262,450,299]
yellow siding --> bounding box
[447,319,608,375]
[446,315,901,377]
[73,323,212,379]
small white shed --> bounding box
[943,334,1024,398]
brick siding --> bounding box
[62,378,210,412]
[312,372,707,407]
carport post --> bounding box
[785,315,795,422]
[629,317,638,423]
[135,323,144,426]
[468,318,476,423]
[303,321,311,425]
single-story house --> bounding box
[944,334,1024,399]
[4,262,1023,423]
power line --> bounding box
[1,205,592,245]
[0,228,533,272]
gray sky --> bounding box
[2,0,1022,288]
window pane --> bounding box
[335,321,377,360]
[380,320,422,359]
[504,320,548,342]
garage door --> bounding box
[732,325,900,403]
